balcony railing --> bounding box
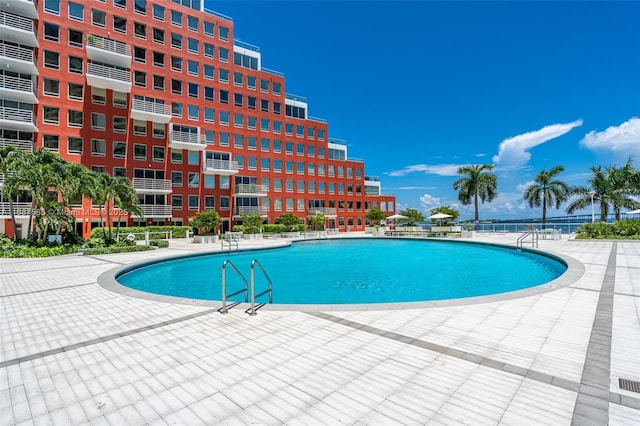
[285,93,307,103]
[86,62,132,93]
[203,159,238,175]
[234,184,268,195]
[131,204,171,218]
[86,35,131,68]
[130,98,171,124]
[0,138,33,152]
[0,106,37,132]
[0,42,34,63]
[131,178,172,193]
[234,206,268,216]
[0,74,36,103]
[0,0,38,20]
[168,129,205,151]
[0,10,33,32]
[0,11,37,47]
[0,201,33,217]
[308,208,338,216]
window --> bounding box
[91,87,106,104]
[261,99,269,112]
[219,69,228,83]
[171,79,182,95]
[43,135,59,151]
[285,123,293,135]
[113,142,126,158]
[68,83,83,100]
[203,65,214,80]
[134,144,146,160]
[307,128,315,139]
[113,116,126,133]
[68,137,83,154]
[318,129,325,140]
[44,0,60,15]
[204,196,215,210]
[43,106,59,124]
[260,79,269,93]
[92,9,106,27]
[68,2,84,21]
[153,51,164,67]
[219,111,229,125]
[204,42,214,58]
[219,90,229,104]
[188,16,198,31]
[273,121,282,134]
[234,134,243,148]
[171,102,182,117]
[172,195,183,209]
[234,93,243,107]
[134,0,146,15]
[273,140,282,153]
[188,172,199,188]
[297,125,304,137]
[204,107,214,123]
[171,56,182,72]
[273,103,282,115]
[261,158,270,171]
[153,146,165,162]
[171,33,182,49]
[171,10,182,26]
[44,51,59,69]
[247,76,257,90]
[153,122,165,138]
[204,21,214,36]
[91,139,106,156]
[188,38,198,54]
[188,83,198,98]
[68,29,83,47]
[234,113,243,128]
[44,23,59,42]
[171,171,183,186]
[92,166,106,173]
[113,167,126,178]
[134,71,146,87]
[68,56,83,74]
[285,141,293,154]
[68,110,83,127]
[44,79,60,97]
[188,105,198,120]
[248,136,257,150]
[188,151,199,166]
[273,82,282,96]
[261,119,269,132]
[219,47,229,62]
[153,28,164,44]
[151,75,164,91]
[171,150,182,164]
[219,26,229,41]
[134,46,146,63]
[188,60,199,76]
[152,4,164,20]
[188,195,199,210]
[134,22,146,38]
[113,16,126,33]
[133,120,146,135]
[91,113,105,130]
[114,0,126,9]
[204,86,214,101]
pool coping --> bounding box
[96,238,586,312]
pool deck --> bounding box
[1,233,638,425]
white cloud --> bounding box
[580,117,640,159]
[517,181,535,192]
[386,164,463,177]
[492,120,583,167]
[474,153,488,157]
[419,194,442,210]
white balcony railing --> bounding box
[0,138,33,152]
[86,62,132,93]
[168,129,205,151]
[130,98,171,124]
[0,10,33,32]
[308,208,338,216]
[131,204,172,218]
[203,159,238,175]
[0,42,34,63]
[0,106,34,123]
[87,35,131,56]
[0,0,38,20]
[131,178,172,193]
[0,201,33,217]
[234,184,268,195]
[234,206,268,216]
[0,73,35,93]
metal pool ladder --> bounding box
[517,228,539,249]
[219,259,272,315]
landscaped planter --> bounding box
[243,233,263,240]
[193,235,218,243]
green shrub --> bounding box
[232,225,245,233]
[263,224,287,234]
[1,244,78,258]
[91,225,191,240]
[575,220,640,239]
[149,239,169,248]
[81,245,155,255]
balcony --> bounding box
[0,42,37,75]
[0,11,38,47]
[168,129,205,151]
[86,62,131,93]
[0,0,38,20]
[233,206,268,217]
[0,138,33,152]
[203,158,238,176]
[86,35,132,68]
[0,202,32,217]
[130,98,171,124]
[0,106,37,132]
[131,178,172,194]
[234,184,268,197]
[308,208,338,217]
[130,204,172,218]
[0,74,37,104]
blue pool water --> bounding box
[116,239,567,305]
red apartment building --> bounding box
[0,0,395,238]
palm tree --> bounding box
[112,177,143,239]
[0,147,25,239]
[523,166,570,228]
[453,164,498,222]
[607,159,640,220]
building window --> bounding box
[44,23,60,42]
[234,113,243,128]
[133,120,146,135]
[113,142,126,158]
[172,195,183,210]
[171,171,183,186]
[134,22,146,38]
[188,151,199,165]
[91,113,105,130]
[68,83,83,100]
[152,4,164,20]
[204,21,214,36]
[171,56,182,72]
[43,135,59,151]
[260,79,269,93]
[153,51,164,67]
[153,122,165,138]
[204,43,214,58]
[113,16,127,33]
[188,83,199,98]
[113,116,126,133]
[44,51,59,69]
[44,0,61,15]
[188,16,198,32]
[44,79,60,97]
[171,150,182,164]
[91,87,106,104]
[153,28,164,44]
[113,91,127,108]
[68,110,83,127]
[219,26,229,41]
[188,38,198,54]
[188,195,199,210]
[153,75,165,91]
[261,99,269,112]
[204,108,214,123]
[68,56,83,74]
[219,111,229,125]
[134,46,146,63]
[68,29,83,47]
[134,144,146,160]
[247,116,256,130]
[68,2,84,21]
[219,47,229,62]
[171,33,182,49]
[273,82,282,96]
[91,139,106,156]
[219,90,229,104]
[171,10,182,26]
[134,71,146,87]
[92,9,106,27]
[114,0,126,9]
[188,61,198,76]
[153,146,165,162]
[188,105,198,120]
[171,79,182,95]
[188,172,199,188]
[219,69,228,83]
[234,135,243,148]
[68,137,83,154]
[204,196,215,210]
[113,167,127,178]
[171,102,182,117]
[43,106,59,124]
[134,0,146,15]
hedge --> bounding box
[91,226,191,240]
[81,245,155,255]
[575,220,640,239]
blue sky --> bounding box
[210,0,640,220]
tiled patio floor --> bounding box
[1,234,638,425]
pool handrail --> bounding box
[247,259,273,316]
[517,228,539,249]
[220,259,248,314]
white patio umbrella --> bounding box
[428,212,452,225]
[385,213,407,230]
[624,209,640,215]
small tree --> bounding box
[308,213,326,230]
[429,206,459,225]
[366,207,389,228]
[275,213,302,231]
[398,208,425,226]
[190,211,221,234]
[241,213,263,234]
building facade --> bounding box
[0,0,395,238]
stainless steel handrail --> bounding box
[247,259,272,316]
[220,259,248,314]
[517,228,539,249]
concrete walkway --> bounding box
[1,234,638,425]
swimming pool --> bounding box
[113,238,569,306]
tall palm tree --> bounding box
[112,177,143,239]
[453,164,498,222]
[607,159,640,220]
[0,147,25,239]
[523,166,570,228]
